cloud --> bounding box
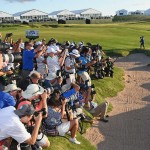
[5,0,36,2]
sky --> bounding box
[1,0,150,16]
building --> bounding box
[72,8,102,19]
[13,9,49,21]
[116,9,128,16]
[144,8,150,15]
[0,11,14,22]
[49,9,76,20]
[128,10,144,15]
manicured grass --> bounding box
[0,22,150,55]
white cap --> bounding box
[4,84,21,92]
[20,43,24,49]
[35,41,42,46]
[22,84,44,99]
[47,47,57,53]
[45,73,57,81]
[69,49,80,57]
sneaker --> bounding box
[69,138,81,144]
[100,118,108,123]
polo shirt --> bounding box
[0,91,16,109]
[0,106,31,143]
[22,49,35,71]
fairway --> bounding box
[0,22,150,54]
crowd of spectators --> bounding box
[0,33,114,150]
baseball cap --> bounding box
[69,49,80,57]
[14,104,35,117]
[47,47,57,53]
[4,84,21,92]
[22,84,44,99]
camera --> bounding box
[32,95,42,108]
[6,33,13,37]
[34,108,47,117]
[44,87,54,94]
[2,52,22,63]
[0,42,10,52]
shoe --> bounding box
[69,138,81,144]
[100,118,108,123]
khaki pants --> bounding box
[90,102,109,119]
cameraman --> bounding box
[17,84,50,148]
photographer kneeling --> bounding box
[44,88,81,144]
[0,104,43,149]
[17,84,50,148]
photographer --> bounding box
[16,84,50,148]
[18,70,42,91]
[0,84,22,108]
[64,49,80,84]
[77,46,96,86]
[79,86,109,123]
[44,90,81,144]
[0,104,46,149]
[46,46,67,75]
[22,41,44,79]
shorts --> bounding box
[36,133,49,147]
[57,121,70,136]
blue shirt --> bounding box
[0,91,16,109]
[22,49,35,70]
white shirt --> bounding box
[65,56,76,74]
[36,54,46,75]
[47,56,60,73]
[0,106,31,143]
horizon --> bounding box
[1,0,150,16]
